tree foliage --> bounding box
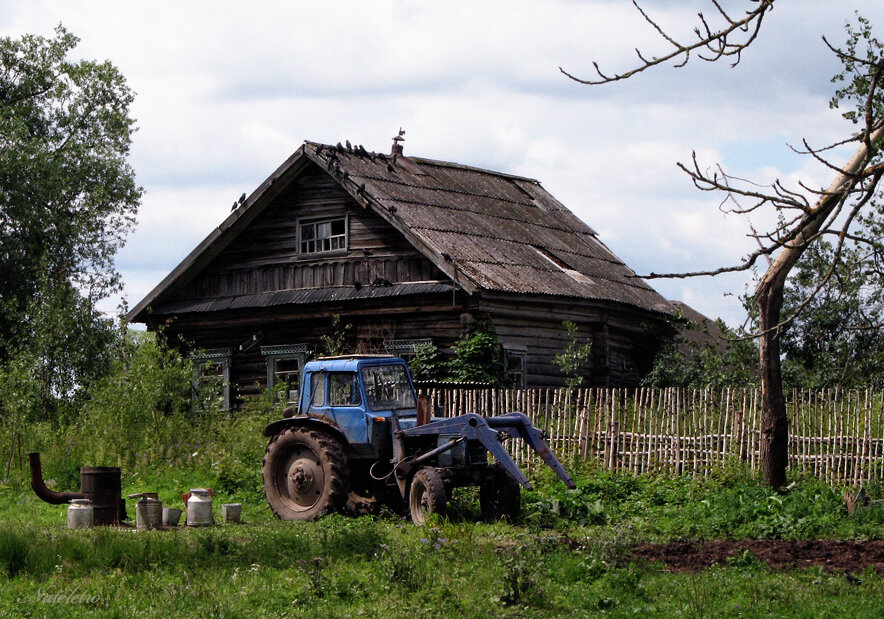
[552,321,592,390]
[780,237,884,390]
[643,315,758,389]
[0,26,141,401]
[406,321,509,387]
[447,321,507,386]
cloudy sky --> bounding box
[5,1,884,326]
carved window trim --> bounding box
[191,348,232,411]
[261,344,308,405]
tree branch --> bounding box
[560,0,774,85]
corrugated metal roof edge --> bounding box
[145,281,455,315]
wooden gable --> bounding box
[163,162,448,307]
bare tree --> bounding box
[564,2,884,488]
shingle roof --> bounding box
[306,141,672,314]
[129,141,673,322]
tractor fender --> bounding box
[262,415,349,447]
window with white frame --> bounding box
[261,344,307,405]
[191,348,232,411]
[299,217,347,254]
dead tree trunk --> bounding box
[754,128,883,489]
[756,272,789,489]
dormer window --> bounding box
[300,217,347,254]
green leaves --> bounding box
[553,321,592,390]
[829,12,884,128]
[0,25,141,387]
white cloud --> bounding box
[4,0,884,327]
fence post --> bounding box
[607,420,620,470]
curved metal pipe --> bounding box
[28,452,84,504]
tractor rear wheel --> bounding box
[480,467,521,522]
[408,467,446,525]
[263,427,349,521]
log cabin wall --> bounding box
[479,296,662,388]
[160,293,476,402]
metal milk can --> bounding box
[67,498,94,529]
[129,493,163,530]
[186,488,213,526]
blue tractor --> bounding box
[261,356,575,523]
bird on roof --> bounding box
[357,183,366,194]
[387,163,395,172]
[231,202,238,212]
[345,139,352,151]
[238,193,246,204]
[316,144,324,155]
[336,142,345,153]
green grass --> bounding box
[0,517,882,618]
[2,460,884,617]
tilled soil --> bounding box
[631,540,884,573]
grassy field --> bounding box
[2,458,884,618]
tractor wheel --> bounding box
[263,427,349,521]
[480,468,521,522]
[408,467,446,525]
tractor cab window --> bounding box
[360,365,416,411]
[309,372,326,408]
[328,372,361,407]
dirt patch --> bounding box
[631,540,884,573]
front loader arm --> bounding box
[486,412,576,489]
[402,413,576,490]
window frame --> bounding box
[298,215,348,255]
[327,372,362,408]
[261,344,307,406]
[504,346,528,389]
[191,348,232,411]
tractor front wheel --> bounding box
[263,427,349,521]
[408,467,446,525]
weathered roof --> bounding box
[129,141,673,321]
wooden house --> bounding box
[128,139,674,408]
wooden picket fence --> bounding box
[416,387,884,485]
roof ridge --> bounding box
[304,140,540,184]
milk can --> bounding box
[129,493,163,530]
[186,488,213,526]
[67,498,94,529]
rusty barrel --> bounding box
[29,453,126,526]
[80,467,126,526]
